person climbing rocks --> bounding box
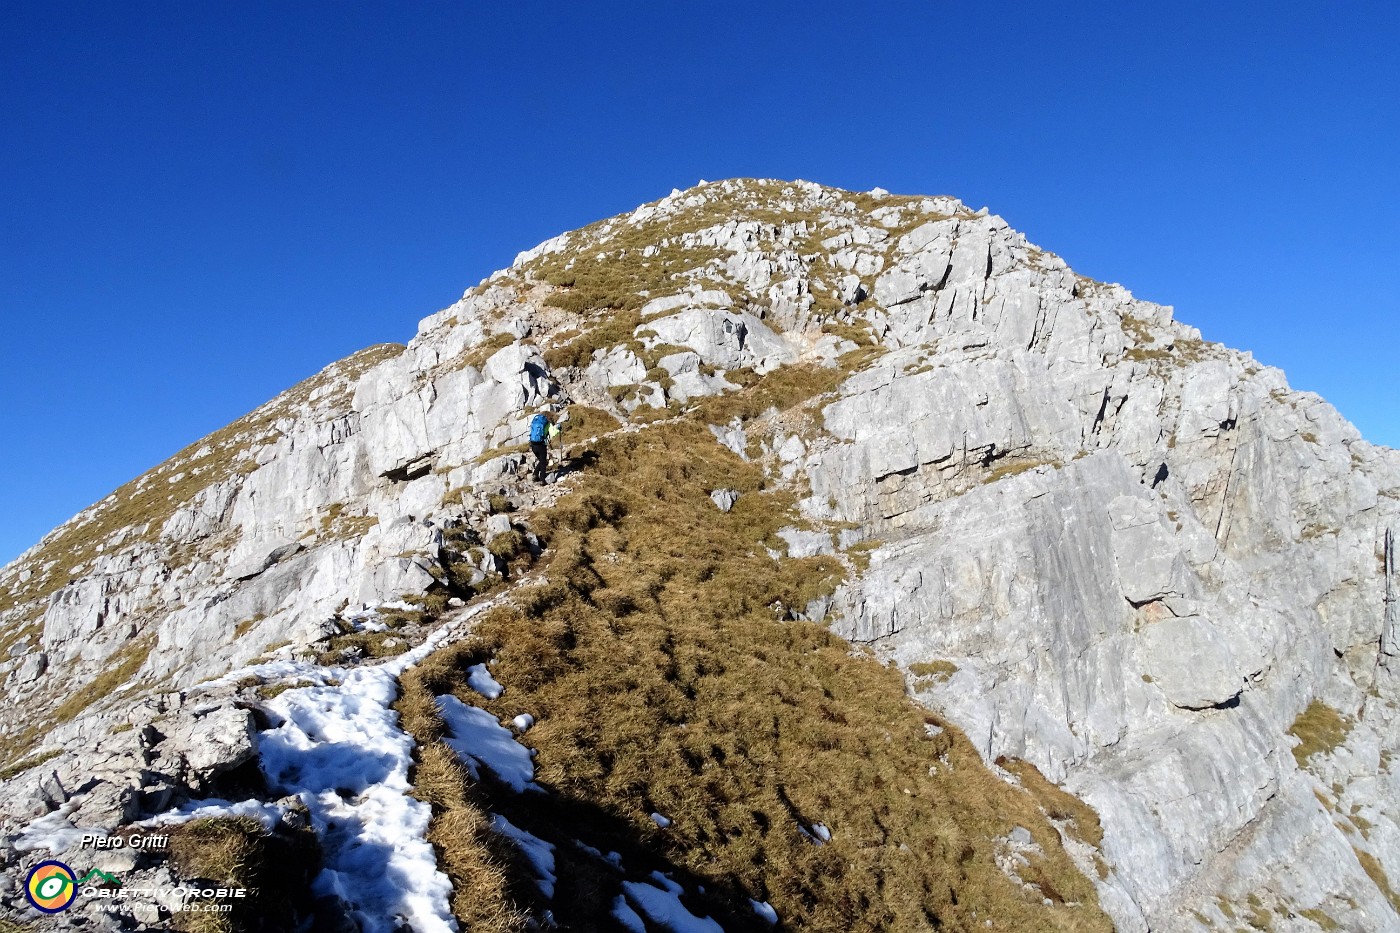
[529,410,553,484]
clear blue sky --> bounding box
[3,2,1397,566]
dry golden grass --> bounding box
[52,635,155,723]
[400,421,1111,931]
[255,679,315,701]
[166,816,319,933]
[394,676,533,932]
[315,629,411,666]
[460,331,517,370]
[1288,701,1353,769]
[559,404,621,445]
[1355,847,1400,914]
[1300,907,1342,930]
[0,747,60,782]
[982,456,1061,485]
[541,309,645,371]
[998,757,1108,878]
[694,351,881,428]
[909,660,959,680]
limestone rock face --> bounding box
[643,308,795,374]
[2,178,1398,932]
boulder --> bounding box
[173,705,257,780]
[585,346,647,387]
[643,310,795,373]
[709,489,740,512]
[1139,615,1245,710]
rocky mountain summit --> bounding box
[2,178,1398,932]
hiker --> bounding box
[529,410,553,484]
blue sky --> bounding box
[2,2,1397,566]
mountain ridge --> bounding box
[2,178,1397,932]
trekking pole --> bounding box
[554,409,569,469]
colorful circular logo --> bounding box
[25,860,78,913]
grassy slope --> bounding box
[398,408,1112,931]
[394,188,1114,926]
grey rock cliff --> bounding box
[2,178,1397,931]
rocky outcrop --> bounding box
[2,178,1398,931]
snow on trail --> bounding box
[490,814,557,899]
[437,694,540,793]
[168,602,496,933]
[136,595,749,933]
[259,657,452,933]
[622,871,725,933]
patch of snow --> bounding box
[612,895,648,933]
[799,821,832,845]
[213,607,472,932]
[141,604,509,933]
[437,694,538,793]
[259,668,453,932]
[13,802,103,853]
[751,898,779,925]
[511,713,535,733]
[466,662,504,699]
[648,870,682,893]
[491,815,556,899]
[622,874,724,933]
[142,797,286,830]
[650,812,672,828]
[191,658,339,695]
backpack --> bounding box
[529,414,548,442]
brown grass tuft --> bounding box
[165,816,320,933]
[1288,701,1353,769]
[52,635,155,723]
[1355,847,1400,914]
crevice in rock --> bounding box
[382,454,435,483]
[1171,690,1243,713]
[1150,462,1170,489]
[206,754,269,801]
[1090,387,1111,437]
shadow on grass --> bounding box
[468,763,763,932]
